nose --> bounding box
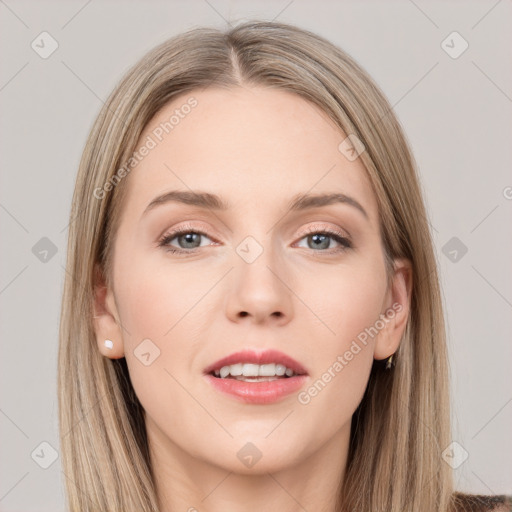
[224,242,294,326]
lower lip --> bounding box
[204,374,308,404]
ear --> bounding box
[374,258,413,360]
[92,264,125,359]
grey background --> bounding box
[1,0,511,510]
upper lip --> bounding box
[204,349,308,375]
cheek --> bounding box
[302,256,388,350]
[293,257,386,415]
[114,259,208,455]
[114,251,212,344]
[112,253,215,421]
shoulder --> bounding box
[452,492,512,512]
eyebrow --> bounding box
[142,190,368,220]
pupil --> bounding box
[180,233,200,248]
[310,234,329,250]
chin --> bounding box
[200,434,313,475]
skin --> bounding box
[93,86,412,512]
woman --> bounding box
[58,20,510,511]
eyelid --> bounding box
[158,221,217,241]
[298,222,351,239]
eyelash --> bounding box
[157,222,353,256]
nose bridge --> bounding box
[225,231,293,324]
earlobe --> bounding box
[374,258,413,361]
[92,264,125,359]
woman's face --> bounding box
[94,86,411,477]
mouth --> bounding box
[203,349,308,404]
[204,348,308,379]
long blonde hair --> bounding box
[58,20,454,511]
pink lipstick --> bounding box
[203,349,308,404]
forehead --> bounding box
[121,86,378,224]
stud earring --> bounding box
[104,339,114,350]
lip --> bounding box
[203,349,308,376]
[203,349,309,405]
[204,373,308,404]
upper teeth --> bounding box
[214,363,296,378]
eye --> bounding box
[158,223,216,254]
[157,223,353,256]
[294,226,352,253]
